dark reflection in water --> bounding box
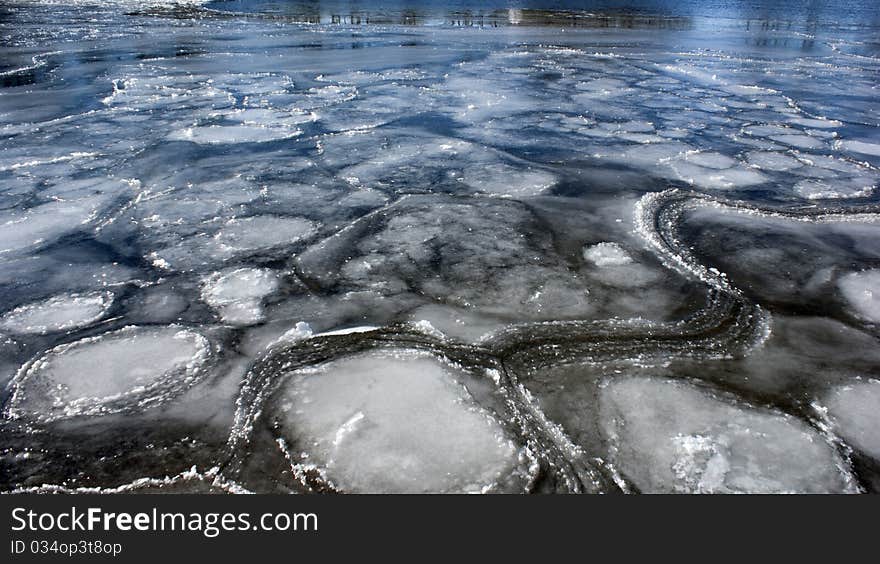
[205,0,880,31]
[139,2,694,29]
[203,1,695,28]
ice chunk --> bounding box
[168,124,303,145]
[272,321,314,346]
[202,268,280,326]
[823,380,880,460]
[215,216,318,253]
[838,270,880,322]
[794,178,873,200]
[618,142,693,167]
[461,163,556,197]
[6,326,211,422]
[151,215,319,270]
[0,199,103,257]
[745,151,803,171]
[124,286,188,324]
[277,349,519,493]
[600,376,855,493]
[799,154,874,175]
[441,76,535,123]
[309,198,592,321]
[835,139,880,157]
[742,124,798,137]
[722,84,777,96]
[0,291,113,335]
[406,304,506,343]
[787,117,842,129]
[583,242,633,267]
[684,151,737,170]
[671,161,768,189]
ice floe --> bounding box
[0,199,105,257]
[838,270,880,323]
[298,197,592,321]
[836,139,880,157]
[202,268,280,326]
[822,380,880,460]
[582,242,633,267]
[600,376,857,493]
[0,291,113,335]
[6,326,212,422]
[275,349,520,493]
[2,3,880,493]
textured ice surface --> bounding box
[600,376,855,493]
[679,204,880,311]
[149,215,318,270]
[0,199,104,257]
[123,286,189,324]
[6,326,210,422]
[823,380,880,460]
[460,163,556,197]
[298,197,593,321]
[213,216,318,254]
[168,125,302,145]
[277,349,518,493]
[406,304,506,343]
[0,291,113,334]
[745,151,803,171]
[838,270,880,323]
[167,106,314,145]
[794,178,873,200]
[2,0,880,492]
[321,130,557,197]
[836,140,880,157]
[670,161,768,190]
[202,268,279,325]
[683,151,737,170]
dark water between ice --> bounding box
[1,0,879,494]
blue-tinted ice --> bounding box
[1,0,880,493]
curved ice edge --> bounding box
[808,400,866,493]
[635,188,880,324]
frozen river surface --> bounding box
[1,0,880,493]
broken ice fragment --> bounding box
[838,270,880,323]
